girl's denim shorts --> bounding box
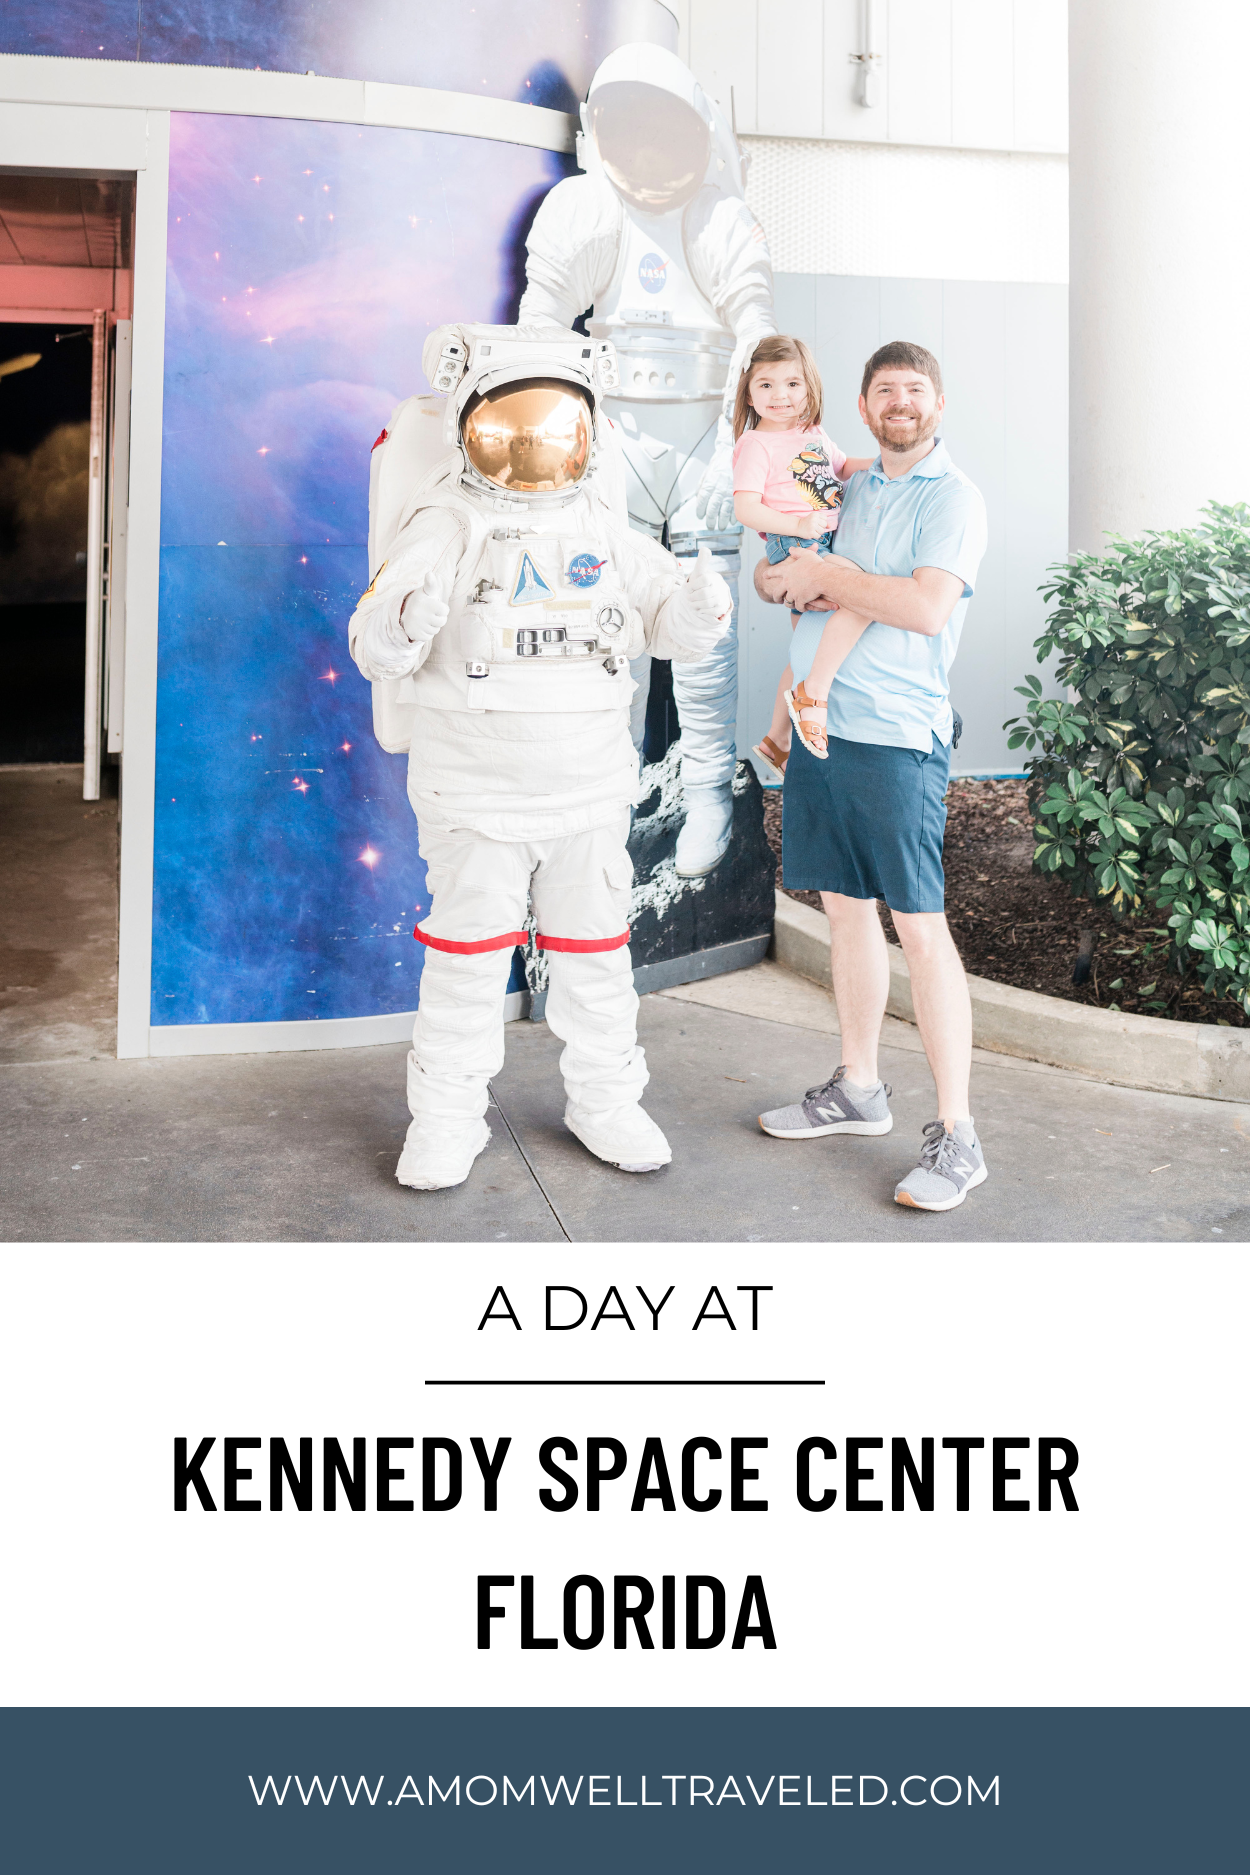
[765,529,838,614]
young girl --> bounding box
[731,335,875,772]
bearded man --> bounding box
[753,340,990,1214]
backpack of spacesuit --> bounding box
[365,394,455,753]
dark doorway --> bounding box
[0,318,93,761]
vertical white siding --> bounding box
[822,0,891,143]
[688,0,759,129]
[951,0,1015,149]
[684,0,1067,153]
[757,0,825,136]
[1012,0,1067,150]
[887,0,952,147]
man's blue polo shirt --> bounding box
[788,437,988,752]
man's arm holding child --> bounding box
[770,552,966,638]
[759,472,986,637]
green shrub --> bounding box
[1005,502,1250,1015]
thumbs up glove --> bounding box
[657,545,733,664]
[400,566,452,647]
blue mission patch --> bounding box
[510,551,553,605]
[566,552,605,587]
[637,251,668,294]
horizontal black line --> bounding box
[423,1379,825,1387]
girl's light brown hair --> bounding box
[733,334,823,441]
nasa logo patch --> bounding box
[638,252,668,294]
[567,552,605,588]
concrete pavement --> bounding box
[2,969,1246,1242]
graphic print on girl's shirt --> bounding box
[790,442,843,516]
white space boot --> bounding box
[564,1101,672,1173]
[673,784,733,877]
[396,1115,491,1191]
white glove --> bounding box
[694,436,738,532]
[681,544,733,639]
[399,566,451,646]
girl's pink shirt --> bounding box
[732,424,848,526]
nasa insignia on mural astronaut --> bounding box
[348,322,732,1194]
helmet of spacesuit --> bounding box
[422,323,620,502]
[580,42,747,213]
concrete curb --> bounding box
[771,890,1250,1105]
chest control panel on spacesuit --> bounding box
[461,528,644,674]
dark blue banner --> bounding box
[3,1707,1244,1872]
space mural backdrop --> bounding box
[152,113,563,1027]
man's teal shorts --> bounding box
[781,729,950,914]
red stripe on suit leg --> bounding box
[413,925,527,954]
[536,930,631,954]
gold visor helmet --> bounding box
[460,377,593,493]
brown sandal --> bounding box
[752,734,789,782]
[784,681,828,758]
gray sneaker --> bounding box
[894,1118,988,1211]
[758,1065,893,1139]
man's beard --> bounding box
[868,404,940,454]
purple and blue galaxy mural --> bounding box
[152,112,559,1026]
[0,0,666,111]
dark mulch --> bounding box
[761,779,1246,1028]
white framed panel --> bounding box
[757,0,824,137]
[688,0,758,130]
[1012,0,1067,151]
[689,1,1068,155]
[940,278,1008,775]
[1002,280,1067,713]
[887,0,952,146]
[822,0,890,143]
[814,271,881,447]
[951,0,1014,150]
[115,111,169,1061]
[877,275,943,354]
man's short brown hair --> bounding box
[861,340,943,399]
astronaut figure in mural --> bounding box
[518,42,777,877]
[348,323,732,1191]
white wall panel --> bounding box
[1003,280,1067,710]
[941,279,1009,771]
[814,272,882,447]
[757,0,825,136]
[887,0,952,146]
[951,0,1014,149]
[688,0,758,130]
[878,275,944,352]
[822,0,890,143]
[1013,0,1067,150]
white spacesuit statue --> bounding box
[518,42,777,877]
[348,322,731,1191]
